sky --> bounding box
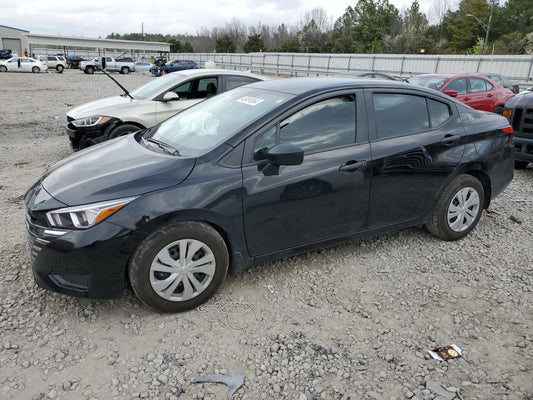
[1,0,442,39]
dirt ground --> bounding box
[0,69,532,400]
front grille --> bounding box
[26,208,50,228]
[514,107,533,138]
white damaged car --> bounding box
[66,69,266,150]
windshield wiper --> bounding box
[144,137,180,156]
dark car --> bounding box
[408,74,515,113]
[151,59,198,76]
[337,71,400,81]
[479,73,520,94]
[501,90,533,169]
[0,49,12,59]
[67,55,84,69]
[25,78,514,312]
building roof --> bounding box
[0,25,29,33]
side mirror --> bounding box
[443,90,458,97]
[267,143,304,166]
[261,143,304,176]
[162,92,179,102]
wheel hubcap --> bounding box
[447,187,480,232]
[150,239,216,302]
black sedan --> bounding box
[25,78,514,312]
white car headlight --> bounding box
[46,197,137,229]
[71,116,112,128]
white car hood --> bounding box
[68,95,145,119]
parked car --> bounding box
[26,77,514,312]
[80,57,135,74]
[407,74,515,113]
[480,73,520,94]
[337,71,401,80]
[0,49,12,59]
[67,55,84,69]
[66,69,267,150]
[501,90,533,169]
[134,61,153,72]
[150,59,198,76]
[39,55,67,73]
[0,57,48,73]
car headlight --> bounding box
[71,116,112,128]
[46,197,137,229]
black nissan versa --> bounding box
[25,78,514,312]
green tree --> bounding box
[279,38,301,52]
[243,34,264,53]
[215,34,237,53]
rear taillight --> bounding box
[503,126,514,143]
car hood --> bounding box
[68,95,147,120]
[38,134,195,207]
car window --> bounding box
[470,78,492,93]
[171,81,192,98]
[373,93,429,139]
[253,96,356,158]
[445,78,467,94]
[428,99,452,127]
[490,75,502,83]
[41,56,48,61]
[225,75,260,90]
[198,77,217,92]
[7,58,17,63]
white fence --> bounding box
[175,52,533,86]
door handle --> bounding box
[441,134,461,146]
[339,160,367,172]
[463,96,470,101]
[487,93,493,97]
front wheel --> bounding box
[514,161,530,169]
[32,66,40,73]
[426,174,484,241]
[0,65,7,72]
[108,124,140,139]
[86,66,95,74]
[129,222,229,312]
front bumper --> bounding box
[513,137,533,163]
[65,118,119,150]
[26,212,145,299]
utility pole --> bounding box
[142,22,144,40]
[466,0,495,55]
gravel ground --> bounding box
[0,69,532,400]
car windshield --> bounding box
[148,87,294,157]
[408,76,450,91]
[130,73,186,100]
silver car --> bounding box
[66,69,267,150]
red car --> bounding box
[408,74,515,113]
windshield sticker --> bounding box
[237,96,264,106]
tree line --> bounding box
[107,0,533,55]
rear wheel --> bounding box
[129,222,229,312]
[120,66,130,74]
[108,124,140,140]
[426,174,484,241]
[0,65,7,72]
[32,66,40,73]
[56,64,64,73]
[514,161,530,169]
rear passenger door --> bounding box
[467,77,495,112]
[366,89,465,228]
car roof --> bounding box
[245,76,410,96]
[166,68,266,80]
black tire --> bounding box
[108,124,140,140]
[426,174,485,241]
[86,66,95,74]
[514,161,530,169]
[493,105,503,114]
[120,66,130,74]
[56,64,64,73]
[32,66,40,73]
[0,65,7,72]
[129,221,229,312]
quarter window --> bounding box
[373,94,429,139]
[428,99,451,127]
